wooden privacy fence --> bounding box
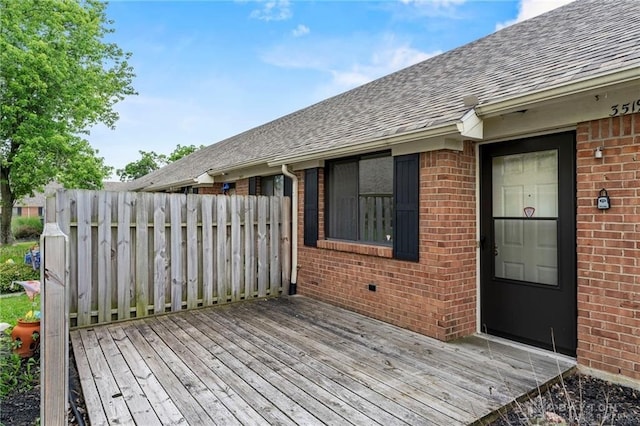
[51,189,291,327]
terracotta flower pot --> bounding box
[11,319,41,358]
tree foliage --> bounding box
[117,144,203,181]
[0,0,135,243]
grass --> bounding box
[0,240,41,325]
[0,294,41,325]
[0,241,38,264]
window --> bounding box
[261,175,284,196]
[326,152,393,244]
[304,153,419,260]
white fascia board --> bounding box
[143,172,213,192]
[210,163,283,183]
[205,160,277,179]
[144,179,196,192]
[391,137,464,157]
[475,66,640,118]
[290,159,325,171]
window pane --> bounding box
[328,161,358,240]
[261,176,274,196]
[494,219,558,285]
[492,150,558,218]
[359,156,393,194]
[274,175,284,196]
[359,156,393,244]
[327,154,393,244]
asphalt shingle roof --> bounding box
[128,0,640,191]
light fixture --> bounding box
[595,146,603,159]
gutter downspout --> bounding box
[281,165,298,295]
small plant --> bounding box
[0,241,40,294]
[0,262,39,293]
[0,329,41,398]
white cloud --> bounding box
[395,0,466,18]
[250,0,292,21]
[292,24,309,37]
[399,0,465,6]
[496,0,575,30]
[261,33,440,99]
[325,44,440,96]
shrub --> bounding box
[0,262,39,294]
[11,217,43,240]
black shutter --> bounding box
[248,177,257,195]
[304,168,319,247]
[284,176,293,197]
[393,154,420,261]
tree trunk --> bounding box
[0,166,15,245]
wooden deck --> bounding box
[71,296,575,425]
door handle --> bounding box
[493,244,498,257]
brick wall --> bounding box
[576,112,640,379]
[198,183,223,194]
[235,178,249,196]
[297,142,476,341]
[14,206,41,217]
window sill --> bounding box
[316,240,393,258]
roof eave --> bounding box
[475,65,640,117]
[144,171,214,192]
[268,121,465,167]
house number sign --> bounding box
[609,99,640,117]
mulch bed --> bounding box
[487,374,640,425]
[2,347,639,425]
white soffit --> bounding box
[482,81,640,141]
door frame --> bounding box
[476,131,577,355]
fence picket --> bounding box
[201,196,214,306]
[216,196,228,303]
[257,197,269,297]
[186,194,199,309]
[270,197,280,295]
[244,196,256,299]
[75,191,93,326]
[136,193,150,317]
[170,194,184,312]
[117,192,133,320]
[97,191,112,323]
[153,194,167,314]
[231,196,242,301]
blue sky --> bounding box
[89,0,573,179]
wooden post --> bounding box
[41,196,69,424]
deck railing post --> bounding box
[40,195,69,424]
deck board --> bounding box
[71,296,575,425]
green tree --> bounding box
[117,144,203,181]
[116,150,167,182]
[0,0,135,244]
[167,144,202,163]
